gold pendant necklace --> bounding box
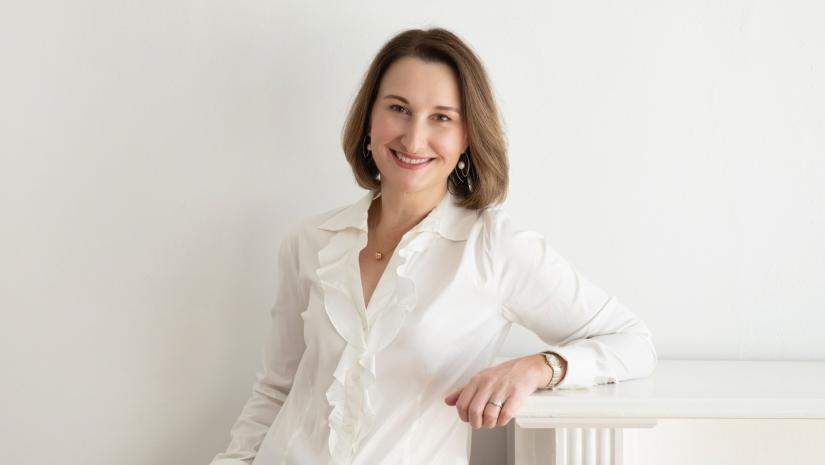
[372,242,396,261]
[369,201,387,260]
[368,196,399,260]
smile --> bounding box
[391,149,434,169]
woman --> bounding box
[210,28,657,465]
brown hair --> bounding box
[341,28,509,210]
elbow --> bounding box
[622,320,658,380]
[630,315,658,378]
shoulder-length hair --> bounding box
[341,28,509,210]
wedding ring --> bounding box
[488,399,504,408]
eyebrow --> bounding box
[382,94,461,115]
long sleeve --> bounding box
[210,229,308,465]
[489,210,658,390]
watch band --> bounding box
[539,351,563,390]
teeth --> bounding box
[393,150,431,165]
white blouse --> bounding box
[210,190,658,465]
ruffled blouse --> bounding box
[210,190,658,465]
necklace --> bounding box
[370,234,398,261]
[367,193,437,260]
[367,201,399,261]
[371,242,397,261]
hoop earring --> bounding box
[362,134,381,181]
[454,150,473,193]
[362,135,372,159]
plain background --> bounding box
[1,1,823,464]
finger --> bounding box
[455,383,477,423]
[483,385,510,429]
[444,387,463,406]
[467,383,493,429]
[496,386,528,427]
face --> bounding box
[368,56,468,196]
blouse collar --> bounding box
[316,189,477,241]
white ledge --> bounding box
[499,359,825,420]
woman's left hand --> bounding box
[443,354,552,429]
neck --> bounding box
[371,184,447,236]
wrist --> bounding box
[534,354,553,388]
[535,352,568,389]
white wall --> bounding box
[1,1,823,464]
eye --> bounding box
[434,114,451,122]
[390,104,409,114]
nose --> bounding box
[400,116,428,155]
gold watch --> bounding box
[539,351,563,390]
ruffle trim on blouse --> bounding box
[315,218,440,464]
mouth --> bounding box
[390,149,435,169]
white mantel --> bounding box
[520,359,825,419]
[501,359,825,465]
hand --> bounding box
[443,354,551,429]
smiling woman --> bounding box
[341,28,509,211]
[366,56,468,195]
[209,27,657,465]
